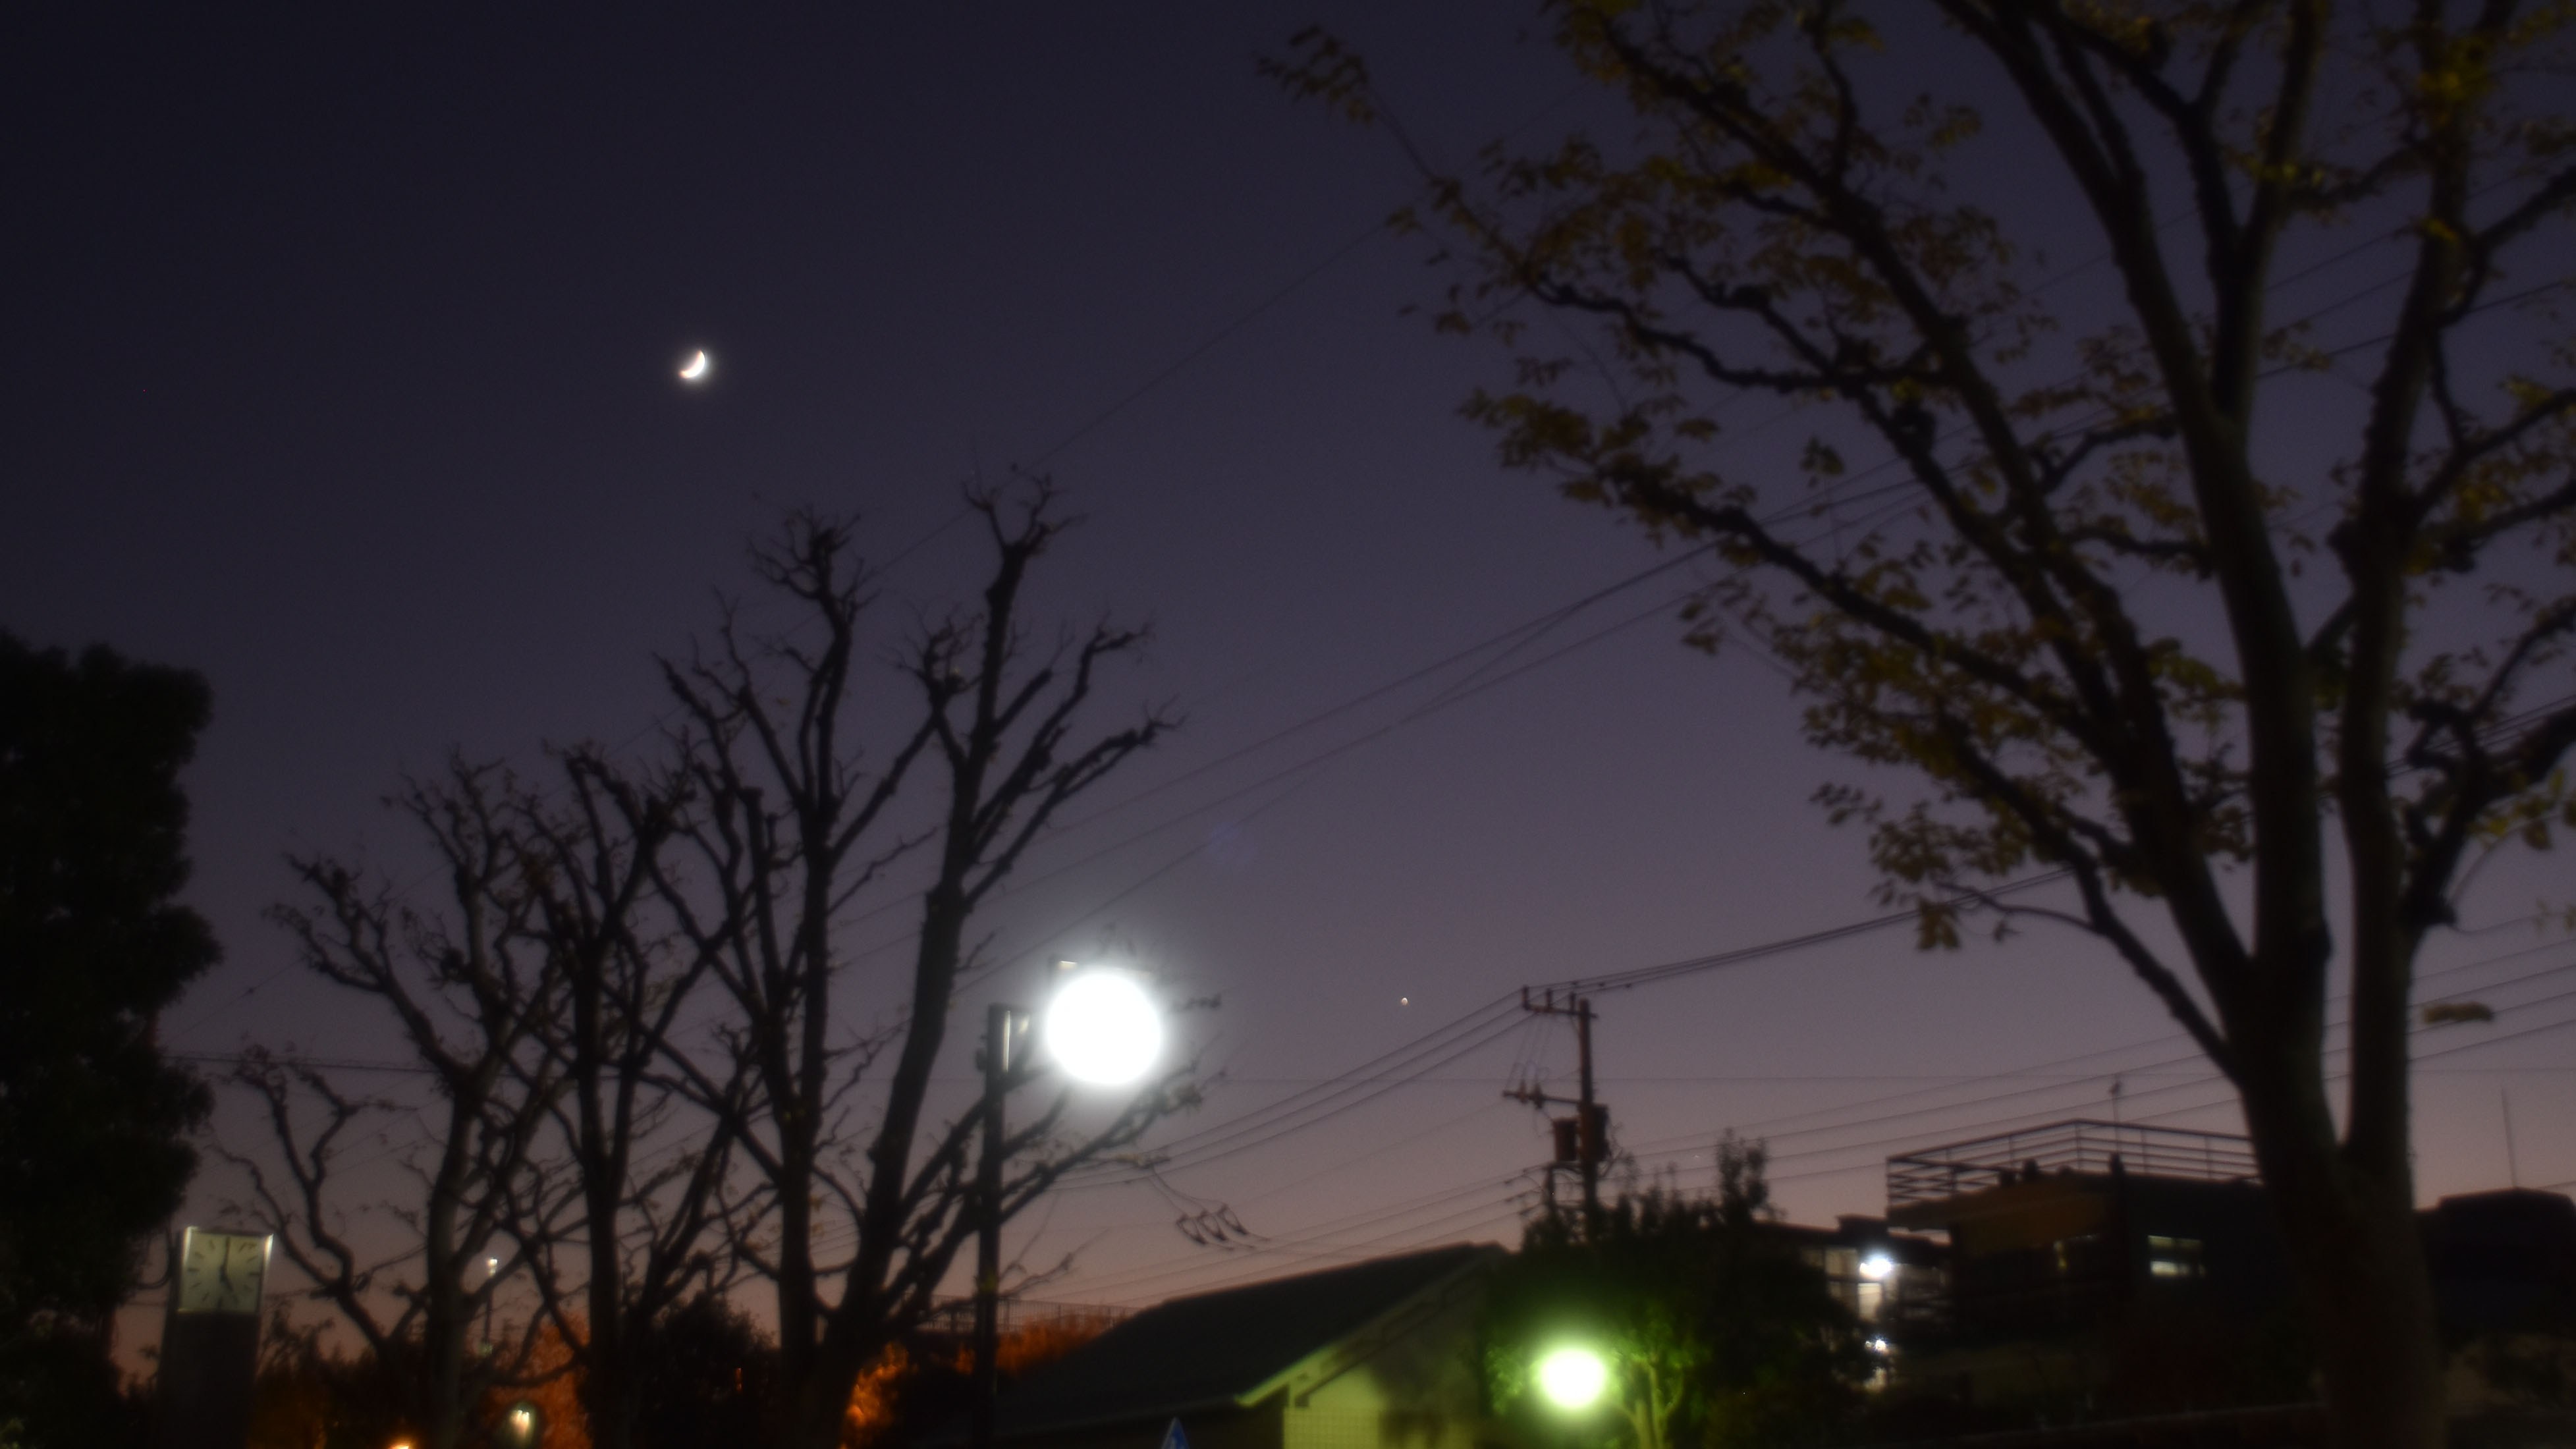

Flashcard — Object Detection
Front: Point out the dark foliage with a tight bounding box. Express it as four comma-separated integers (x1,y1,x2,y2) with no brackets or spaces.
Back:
0,1321,153,1449
627,1296,779,1449
0,634,218,1445
246,1312,416,1449
1481,1141,1867,1449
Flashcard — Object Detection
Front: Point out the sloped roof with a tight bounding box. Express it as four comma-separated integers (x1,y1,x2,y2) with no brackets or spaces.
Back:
973,1242,1504,1442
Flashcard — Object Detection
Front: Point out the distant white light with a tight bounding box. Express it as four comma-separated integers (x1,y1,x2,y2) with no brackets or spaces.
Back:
679,350,710,382
1043,970,1163,1087
1536,1346,1610,1410
1861,1252,1896,1281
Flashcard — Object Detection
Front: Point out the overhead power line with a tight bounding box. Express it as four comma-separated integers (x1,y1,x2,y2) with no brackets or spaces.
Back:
1056,934,2576,1302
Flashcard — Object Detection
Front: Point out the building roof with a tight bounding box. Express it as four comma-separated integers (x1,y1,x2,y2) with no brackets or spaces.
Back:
1886,1120,2259,1212
1763,1217,1948,1269
967,1242,1505,1443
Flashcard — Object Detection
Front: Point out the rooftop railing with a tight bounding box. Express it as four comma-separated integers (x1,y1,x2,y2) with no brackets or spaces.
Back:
1886,1118,2259,1209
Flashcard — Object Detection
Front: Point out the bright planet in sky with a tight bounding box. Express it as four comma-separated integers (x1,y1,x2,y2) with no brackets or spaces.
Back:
678,350,709,382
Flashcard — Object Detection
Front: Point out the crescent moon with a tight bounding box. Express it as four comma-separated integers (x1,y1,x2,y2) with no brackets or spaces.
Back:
679,350,709,381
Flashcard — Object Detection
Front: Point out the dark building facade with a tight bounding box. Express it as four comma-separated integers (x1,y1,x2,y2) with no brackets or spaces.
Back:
1877,1120,2299,1414
1884,1120,2288,1342
1867,1119,2576,1440
2425,1188,2576,1338
1768,1215,1948,1344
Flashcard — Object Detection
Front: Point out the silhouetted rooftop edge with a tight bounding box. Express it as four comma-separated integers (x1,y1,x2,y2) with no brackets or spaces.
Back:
928,1241,1505,1446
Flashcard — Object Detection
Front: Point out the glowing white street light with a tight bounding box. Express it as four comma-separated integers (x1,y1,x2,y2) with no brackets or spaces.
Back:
1535,1344,1611,1411
1043,969,1163,1086
974,962,1167,1449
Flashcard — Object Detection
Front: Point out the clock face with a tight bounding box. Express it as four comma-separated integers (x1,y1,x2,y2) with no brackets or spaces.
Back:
221,1234,269,1314
174,1228,271,1316
176,1228,224,1314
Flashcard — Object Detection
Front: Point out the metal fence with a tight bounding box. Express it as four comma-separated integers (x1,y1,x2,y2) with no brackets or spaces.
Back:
1886,1119,2259,1209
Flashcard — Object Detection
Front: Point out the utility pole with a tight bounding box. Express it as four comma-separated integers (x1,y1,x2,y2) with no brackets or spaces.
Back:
1574,995,1598,1228
972,1002,1015,1449
1505,988,1608,1238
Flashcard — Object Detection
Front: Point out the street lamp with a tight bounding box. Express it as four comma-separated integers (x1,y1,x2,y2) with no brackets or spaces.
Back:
1535,1344,1611,1411
1041,970,1163,1087
972,962,1165,1449
499,1400,544,1449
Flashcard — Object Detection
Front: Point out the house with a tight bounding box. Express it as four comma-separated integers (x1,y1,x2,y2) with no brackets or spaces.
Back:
941,1243,1508,1449
1875,1120,2296,1411
2425,1187,2576,1337
2423,1187,2576,1425
1869,1118,2576,1440
1766,1215,1948,1342
1882,1119,2287,1336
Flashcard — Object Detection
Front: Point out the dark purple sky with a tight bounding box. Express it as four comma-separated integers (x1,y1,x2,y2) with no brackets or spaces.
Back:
8,4,2569,1330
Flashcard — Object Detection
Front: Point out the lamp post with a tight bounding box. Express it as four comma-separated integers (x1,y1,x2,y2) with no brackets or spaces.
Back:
971,963,1164,1449
970,1000,1018,1449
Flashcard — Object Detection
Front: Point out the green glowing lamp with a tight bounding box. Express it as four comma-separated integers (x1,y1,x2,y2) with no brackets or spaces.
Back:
1535,1345,1610,1411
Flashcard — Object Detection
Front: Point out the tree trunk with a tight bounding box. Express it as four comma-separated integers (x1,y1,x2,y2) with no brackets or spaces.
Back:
424,1170,466,1449
2239,1068,2444,1449
785,1315,885,1449
584,1357,632,1449
775,1136,818,1403
2287,1177,2444,1449
583,1242,632,1449
2309,1201,2444,1449
425,1315,468,1449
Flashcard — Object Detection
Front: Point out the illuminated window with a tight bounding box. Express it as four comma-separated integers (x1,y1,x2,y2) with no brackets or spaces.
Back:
2145,1234,2205,1279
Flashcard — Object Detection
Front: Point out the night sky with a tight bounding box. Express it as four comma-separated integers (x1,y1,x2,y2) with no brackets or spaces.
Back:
8,4,2569,1342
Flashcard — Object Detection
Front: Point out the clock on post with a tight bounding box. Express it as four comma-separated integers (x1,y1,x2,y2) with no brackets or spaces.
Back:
162,1227,272,1449
176,1227,272,1316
